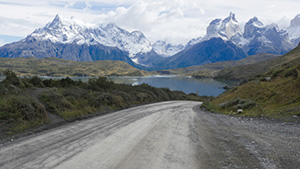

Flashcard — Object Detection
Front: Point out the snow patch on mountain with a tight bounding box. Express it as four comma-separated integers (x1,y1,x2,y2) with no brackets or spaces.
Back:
30,15,152,60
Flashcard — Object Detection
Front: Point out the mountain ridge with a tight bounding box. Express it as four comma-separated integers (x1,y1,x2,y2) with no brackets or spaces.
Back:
0,13,300,71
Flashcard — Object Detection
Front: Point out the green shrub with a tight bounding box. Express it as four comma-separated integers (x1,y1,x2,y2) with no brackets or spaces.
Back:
87,77,114,91
283,68,298,78
2,69,25,88
59,77,76,87
29,76,44,87
0,95,47,121
271,68,284,78
219,97,256,110
40,89,73,114
42,79,56,87
201,102,218,112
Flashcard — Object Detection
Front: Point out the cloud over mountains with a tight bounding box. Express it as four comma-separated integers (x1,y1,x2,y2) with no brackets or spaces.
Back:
0,0,300,45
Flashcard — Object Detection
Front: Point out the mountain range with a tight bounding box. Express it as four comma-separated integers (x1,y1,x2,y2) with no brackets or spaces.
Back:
200,13,294,55
0,13,300,70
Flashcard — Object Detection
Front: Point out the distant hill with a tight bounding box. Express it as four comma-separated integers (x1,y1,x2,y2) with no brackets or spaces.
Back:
215,54,280,80
214,43,300,81
165,53,278,77
0,57,150,77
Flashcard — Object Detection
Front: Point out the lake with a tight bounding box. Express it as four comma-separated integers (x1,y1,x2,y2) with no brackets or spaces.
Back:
0,75,237,96
109,76,237,96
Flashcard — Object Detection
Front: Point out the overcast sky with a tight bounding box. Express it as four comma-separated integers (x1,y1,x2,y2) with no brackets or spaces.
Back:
0,0,300,46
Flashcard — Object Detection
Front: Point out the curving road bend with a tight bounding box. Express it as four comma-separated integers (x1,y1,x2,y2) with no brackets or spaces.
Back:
0,101,300,169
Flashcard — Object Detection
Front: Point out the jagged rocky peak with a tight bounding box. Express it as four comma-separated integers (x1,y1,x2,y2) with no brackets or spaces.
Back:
290,14,300,27
223,12,238,23
47,14,64,28
246,17,264,27
206,19,222,37
204,12,242,41
244,17,264,38
222,12,242,39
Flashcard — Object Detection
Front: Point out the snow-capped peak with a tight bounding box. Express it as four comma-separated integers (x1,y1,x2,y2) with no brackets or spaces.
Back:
152,40,185,57
248,17,264,27
203,12,242,41
46,14,63,29
243,17,265,39
29,15,152,60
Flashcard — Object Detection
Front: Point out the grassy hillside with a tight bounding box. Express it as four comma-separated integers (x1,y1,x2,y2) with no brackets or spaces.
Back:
204,45,300,119
0,57,151,77
166,53,278,77
214,51,300,81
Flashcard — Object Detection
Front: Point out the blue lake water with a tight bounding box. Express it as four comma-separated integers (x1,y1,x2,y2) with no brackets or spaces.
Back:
109,76,237,96
0,75,237,96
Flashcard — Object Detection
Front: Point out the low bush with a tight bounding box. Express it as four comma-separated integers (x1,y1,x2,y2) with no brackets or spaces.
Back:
219,97,256,110
2,69,25,88
0,95,47,121
283,68,298,78
40,89,74,114
0,69,203,135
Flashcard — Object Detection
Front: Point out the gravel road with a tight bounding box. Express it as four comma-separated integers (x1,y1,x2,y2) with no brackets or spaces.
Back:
0,101,299,169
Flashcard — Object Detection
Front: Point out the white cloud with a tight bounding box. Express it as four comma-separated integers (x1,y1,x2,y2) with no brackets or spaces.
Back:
0,0,299,45
0,39,4,47
83,0,92,12
96,1,207,44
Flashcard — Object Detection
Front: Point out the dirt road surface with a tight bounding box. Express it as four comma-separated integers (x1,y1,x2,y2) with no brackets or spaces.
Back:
0,101,299,169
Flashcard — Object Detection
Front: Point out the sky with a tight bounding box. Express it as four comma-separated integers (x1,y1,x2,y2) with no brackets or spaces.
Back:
0,0,300,46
